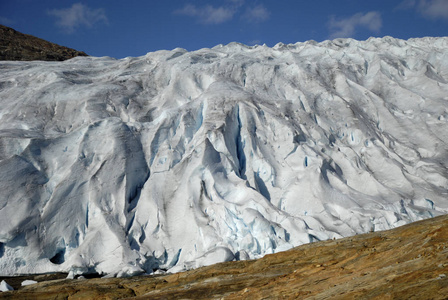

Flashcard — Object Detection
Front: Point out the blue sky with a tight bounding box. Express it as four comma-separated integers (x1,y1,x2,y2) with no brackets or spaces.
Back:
1,0,447,58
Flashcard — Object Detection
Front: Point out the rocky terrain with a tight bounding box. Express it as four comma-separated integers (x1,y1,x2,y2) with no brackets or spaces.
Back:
0,25,87,61
1,214,447,299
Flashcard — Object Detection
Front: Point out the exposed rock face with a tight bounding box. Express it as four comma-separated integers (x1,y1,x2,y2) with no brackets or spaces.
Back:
1,214,447,299
0,25,88,61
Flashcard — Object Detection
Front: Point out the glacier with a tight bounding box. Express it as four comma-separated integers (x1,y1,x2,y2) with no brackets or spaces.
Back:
0,36,447,277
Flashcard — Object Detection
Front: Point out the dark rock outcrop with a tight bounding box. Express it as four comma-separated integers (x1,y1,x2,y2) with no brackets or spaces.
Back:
0,25,88,61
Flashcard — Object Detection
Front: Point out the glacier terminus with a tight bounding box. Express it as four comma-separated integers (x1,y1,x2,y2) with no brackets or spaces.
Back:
0,37,447,277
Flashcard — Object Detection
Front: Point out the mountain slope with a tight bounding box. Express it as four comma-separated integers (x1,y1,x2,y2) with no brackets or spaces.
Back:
0,37,447,277
0,25,87,61
1,214,447,299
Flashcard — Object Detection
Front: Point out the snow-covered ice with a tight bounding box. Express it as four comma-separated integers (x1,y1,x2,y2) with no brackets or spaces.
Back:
21,280,37,286
0,280,13,292
0,37,447,277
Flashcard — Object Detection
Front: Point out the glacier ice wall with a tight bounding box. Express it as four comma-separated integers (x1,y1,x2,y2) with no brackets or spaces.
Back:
0,37,448,276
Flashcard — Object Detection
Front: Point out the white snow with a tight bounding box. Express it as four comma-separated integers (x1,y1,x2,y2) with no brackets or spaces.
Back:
0,37,447,277
21,280,37,286
0,280,13,292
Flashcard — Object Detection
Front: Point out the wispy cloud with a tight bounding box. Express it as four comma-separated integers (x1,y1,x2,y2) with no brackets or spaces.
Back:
398,0,448,20
396,0,418,10
0,16,15,26
47,3,107,33
243,4,270,23
248,39,262,45
227,0,245,7
328,11,382,39
174,4,236,25
174,1,270,25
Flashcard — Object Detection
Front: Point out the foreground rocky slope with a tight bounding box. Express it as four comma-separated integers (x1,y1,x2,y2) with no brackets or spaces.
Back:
1,214,447,299
0,37,448,276
0,25,87,61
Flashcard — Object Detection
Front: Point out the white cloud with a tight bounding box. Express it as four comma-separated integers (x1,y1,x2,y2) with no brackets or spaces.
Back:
399,0,448,20
174,4,235,25
243,4,270,23
47,3,107,33
328,11,382,39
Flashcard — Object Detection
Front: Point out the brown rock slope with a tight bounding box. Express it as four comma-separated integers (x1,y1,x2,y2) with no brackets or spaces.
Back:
1,214,448,299
0,24,87,61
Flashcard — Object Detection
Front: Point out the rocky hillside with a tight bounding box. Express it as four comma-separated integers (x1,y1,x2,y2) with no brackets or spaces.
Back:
0,25,87,61
1,214,447,299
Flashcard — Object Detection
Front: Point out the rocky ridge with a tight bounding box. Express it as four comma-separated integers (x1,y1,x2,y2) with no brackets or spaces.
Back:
0,25,87,61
